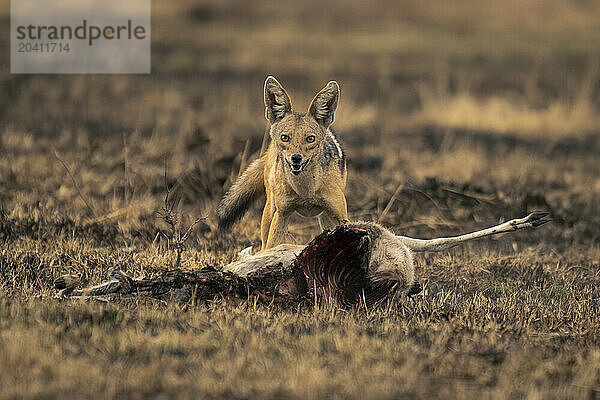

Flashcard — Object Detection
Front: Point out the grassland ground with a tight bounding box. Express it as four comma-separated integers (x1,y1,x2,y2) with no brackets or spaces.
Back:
1,0,599,398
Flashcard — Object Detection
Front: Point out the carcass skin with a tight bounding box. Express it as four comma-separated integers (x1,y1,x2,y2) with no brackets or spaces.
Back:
224,243,304,277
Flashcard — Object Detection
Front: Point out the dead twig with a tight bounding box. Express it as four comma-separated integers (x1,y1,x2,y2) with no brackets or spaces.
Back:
53,148,96,217
158,157,206,268
260,123,270,156
378,182,404,222
439,186,496,203
238,139,250,177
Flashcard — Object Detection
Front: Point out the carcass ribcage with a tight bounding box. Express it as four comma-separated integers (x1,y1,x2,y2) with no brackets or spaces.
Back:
298,224,401,308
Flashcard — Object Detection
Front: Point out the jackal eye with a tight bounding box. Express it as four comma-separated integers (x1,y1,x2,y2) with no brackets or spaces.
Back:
280,134,290,142
306,135,316,143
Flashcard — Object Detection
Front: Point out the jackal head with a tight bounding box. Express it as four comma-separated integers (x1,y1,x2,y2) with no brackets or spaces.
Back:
264,76,340,176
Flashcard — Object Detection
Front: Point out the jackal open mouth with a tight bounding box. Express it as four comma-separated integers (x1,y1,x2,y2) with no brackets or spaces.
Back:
286,158,310,175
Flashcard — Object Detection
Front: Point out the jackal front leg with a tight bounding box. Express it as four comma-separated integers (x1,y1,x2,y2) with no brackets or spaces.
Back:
320,188,348,228
264,209,292,249
260,194,275,250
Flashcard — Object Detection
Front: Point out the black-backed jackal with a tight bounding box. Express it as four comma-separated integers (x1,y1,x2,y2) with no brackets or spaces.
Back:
217,76,348,249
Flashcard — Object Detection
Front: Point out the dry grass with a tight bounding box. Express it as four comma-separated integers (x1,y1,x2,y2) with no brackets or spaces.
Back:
1,0,600,398
411,67,600,138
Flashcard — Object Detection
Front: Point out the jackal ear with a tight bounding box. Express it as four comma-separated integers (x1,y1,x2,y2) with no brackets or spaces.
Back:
308,81,339,128
264,76,292,124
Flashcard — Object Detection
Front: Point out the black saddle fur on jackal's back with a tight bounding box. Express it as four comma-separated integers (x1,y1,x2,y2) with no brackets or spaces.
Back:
296,223,402,308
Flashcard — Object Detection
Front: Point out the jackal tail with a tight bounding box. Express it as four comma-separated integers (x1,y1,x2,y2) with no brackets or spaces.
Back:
217,157,265,230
